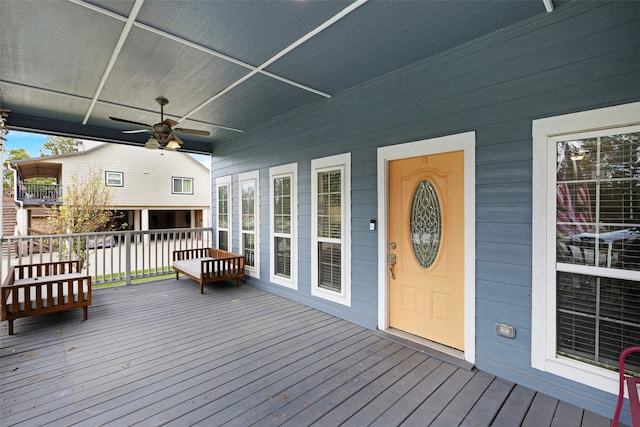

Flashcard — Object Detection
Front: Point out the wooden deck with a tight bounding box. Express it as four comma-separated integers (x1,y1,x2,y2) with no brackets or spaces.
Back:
0,278,620,426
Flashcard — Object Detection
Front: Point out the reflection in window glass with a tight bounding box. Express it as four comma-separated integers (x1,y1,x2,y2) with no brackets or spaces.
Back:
274,176,291,278
555,131,640,371
318,170,341,239
317,169,342,292
106,171,123,187
241,179,256,268
217,182,229,251
275,236,291,277
274,177,291,234
319,242,341,292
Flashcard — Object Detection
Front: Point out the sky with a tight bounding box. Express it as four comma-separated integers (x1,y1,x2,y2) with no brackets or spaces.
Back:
3,130,48,157
2,130,210,167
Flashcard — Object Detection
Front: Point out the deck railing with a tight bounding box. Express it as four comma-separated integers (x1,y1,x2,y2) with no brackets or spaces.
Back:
0,227,213,285
2,188,13,202
16,183,63,205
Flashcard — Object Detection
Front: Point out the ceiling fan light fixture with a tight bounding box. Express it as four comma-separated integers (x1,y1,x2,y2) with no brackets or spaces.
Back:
165,139,180,150
145,136,160,149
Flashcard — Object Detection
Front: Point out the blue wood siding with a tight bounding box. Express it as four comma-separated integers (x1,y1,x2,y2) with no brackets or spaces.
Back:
211,1,640,418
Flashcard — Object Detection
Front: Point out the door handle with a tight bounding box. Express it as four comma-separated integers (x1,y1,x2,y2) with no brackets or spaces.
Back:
389,253,396,280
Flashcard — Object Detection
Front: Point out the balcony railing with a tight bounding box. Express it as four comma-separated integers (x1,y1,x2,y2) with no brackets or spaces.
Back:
2,188,13,202
16,183,63,205
0,227,213,285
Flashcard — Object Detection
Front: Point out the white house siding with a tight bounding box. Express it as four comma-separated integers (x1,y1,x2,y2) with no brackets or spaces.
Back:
38,144,210,209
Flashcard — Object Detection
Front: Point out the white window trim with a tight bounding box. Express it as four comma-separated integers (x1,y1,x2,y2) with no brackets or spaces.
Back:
105,171,123,187
172,176,194,194
532,101,640,395
269,163,298,289
238,171,260,279
311,153,351,306
216,175,232,252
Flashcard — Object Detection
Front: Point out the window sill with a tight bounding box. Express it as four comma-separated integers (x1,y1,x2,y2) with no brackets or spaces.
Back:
534,353,618,395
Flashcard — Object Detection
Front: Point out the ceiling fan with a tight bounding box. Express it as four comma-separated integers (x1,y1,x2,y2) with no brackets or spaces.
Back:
109,97,210,150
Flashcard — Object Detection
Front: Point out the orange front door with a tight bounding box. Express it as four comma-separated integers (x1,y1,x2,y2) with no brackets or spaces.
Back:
388,150,465,350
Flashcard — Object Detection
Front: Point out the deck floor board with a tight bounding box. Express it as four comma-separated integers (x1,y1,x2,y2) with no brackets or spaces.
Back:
460,377,515,426
0,278,626,426
429,370,495,427
491,384,536,426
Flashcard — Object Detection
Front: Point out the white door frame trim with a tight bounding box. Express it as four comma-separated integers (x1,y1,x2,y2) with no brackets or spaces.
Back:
377,131,476,363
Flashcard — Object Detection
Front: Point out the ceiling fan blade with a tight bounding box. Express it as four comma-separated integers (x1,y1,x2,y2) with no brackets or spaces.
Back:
174,127,210,136
162,118,180,128
172,134,184,145
109,116,152,128
122,129,150,134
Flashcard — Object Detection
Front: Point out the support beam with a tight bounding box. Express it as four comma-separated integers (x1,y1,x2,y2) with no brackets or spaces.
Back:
82,0,145,125
179,0,368,123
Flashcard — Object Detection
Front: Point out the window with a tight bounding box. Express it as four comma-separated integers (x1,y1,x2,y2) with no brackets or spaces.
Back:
269,163,297,289
216,176,231,251
532,101,640,393
239,171,260,278
105,171,123,187
311,153,351,306
172,177,193,194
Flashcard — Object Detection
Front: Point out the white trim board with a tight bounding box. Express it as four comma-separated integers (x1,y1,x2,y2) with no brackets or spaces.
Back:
531,101,640,395
377,131,476,364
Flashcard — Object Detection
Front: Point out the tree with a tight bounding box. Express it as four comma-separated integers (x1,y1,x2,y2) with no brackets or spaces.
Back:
46,167,119,267
3,148,30,189
40,136,76,156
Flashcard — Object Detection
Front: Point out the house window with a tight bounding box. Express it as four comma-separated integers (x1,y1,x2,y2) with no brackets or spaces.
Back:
532,101,640,393
311,153,351,306
216,176,231,251
105,171,123,187
239,171,259,278
172,177,193,194
269,163,297,289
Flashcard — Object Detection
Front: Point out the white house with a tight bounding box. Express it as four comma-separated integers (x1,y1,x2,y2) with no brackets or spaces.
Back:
10,141,210,235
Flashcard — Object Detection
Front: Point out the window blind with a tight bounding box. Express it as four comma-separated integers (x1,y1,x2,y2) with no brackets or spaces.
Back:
556,132,640,372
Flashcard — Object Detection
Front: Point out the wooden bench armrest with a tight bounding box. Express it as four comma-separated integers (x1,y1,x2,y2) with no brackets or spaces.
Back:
1,272,92,335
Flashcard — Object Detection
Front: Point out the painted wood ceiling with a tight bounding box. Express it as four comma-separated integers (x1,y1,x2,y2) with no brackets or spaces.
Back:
0,0,554,154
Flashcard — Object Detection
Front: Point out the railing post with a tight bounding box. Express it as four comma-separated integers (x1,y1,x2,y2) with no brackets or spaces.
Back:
0,238,4,282
125,231,132,285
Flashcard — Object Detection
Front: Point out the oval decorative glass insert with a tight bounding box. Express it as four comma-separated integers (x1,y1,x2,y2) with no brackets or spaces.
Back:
410,180,442,268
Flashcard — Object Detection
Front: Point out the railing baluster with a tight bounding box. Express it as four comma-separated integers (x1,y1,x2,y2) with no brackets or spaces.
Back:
125,231,132,285
1,228,212,285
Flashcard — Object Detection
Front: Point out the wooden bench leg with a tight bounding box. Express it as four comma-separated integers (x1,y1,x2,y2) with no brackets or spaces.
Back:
200,283,204,294
236,278,240,287
8,319,14,335
83,306,88,321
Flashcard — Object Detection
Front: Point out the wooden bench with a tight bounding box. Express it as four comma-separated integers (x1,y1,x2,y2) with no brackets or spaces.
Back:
172,248,245,294
1,261,92,335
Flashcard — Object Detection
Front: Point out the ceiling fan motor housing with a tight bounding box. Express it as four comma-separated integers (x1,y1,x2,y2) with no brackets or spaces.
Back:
153,123,173,143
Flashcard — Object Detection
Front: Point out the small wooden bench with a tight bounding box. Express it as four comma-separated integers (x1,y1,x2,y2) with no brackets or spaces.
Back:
173,248,245,294
1,261,92,335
